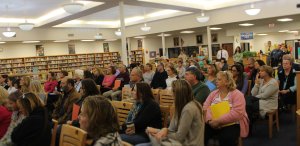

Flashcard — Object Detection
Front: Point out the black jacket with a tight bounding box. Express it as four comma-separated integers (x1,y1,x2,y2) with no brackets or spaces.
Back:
150,71,168,89
11,107,51,146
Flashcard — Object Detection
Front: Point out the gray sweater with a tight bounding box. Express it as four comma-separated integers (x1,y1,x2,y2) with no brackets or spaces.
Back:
167,101,204,146
251,78,279,117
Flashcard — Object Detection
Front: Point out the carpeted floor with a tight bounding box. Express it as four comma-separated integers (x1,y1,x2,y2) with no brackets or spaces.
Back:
243,111,296,146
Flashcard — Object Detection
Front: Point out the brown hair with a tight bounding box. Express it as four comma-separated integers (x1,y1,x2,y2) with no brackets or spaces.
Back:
17,92,44,115
166,65,178,75
21,76,31,93
259,65,273,77
146,63,153,70
0,86,9,105
82,95,119,139
135,82,154,102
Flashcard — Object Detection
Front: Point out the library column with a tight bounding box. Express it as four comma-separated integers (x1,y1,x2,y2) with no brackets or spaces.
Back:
119,1,127,65
161,33,166,57
207,26,212,61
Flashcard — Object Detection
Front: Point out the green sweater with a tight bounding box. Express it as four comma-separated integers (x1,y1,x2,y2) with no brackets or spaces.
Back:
192,82,210,104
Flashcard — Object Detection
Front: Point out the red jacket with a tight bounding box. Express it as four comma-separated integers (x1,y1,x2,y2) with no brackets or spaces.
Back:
0,106,12,138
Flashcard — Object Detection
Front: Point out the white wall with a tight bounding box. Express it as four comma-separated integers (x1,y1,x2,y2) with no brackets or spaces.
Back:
0,40,121,59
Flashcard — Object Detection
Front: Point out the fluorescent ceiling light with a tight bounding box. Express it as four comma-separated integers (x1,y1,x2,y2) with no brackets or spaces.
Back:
2,28,16,38
277,18,293,22
23,41,40,43
245,4,261,16
239,23,254,26
81,40,95,42
256,33,268,36
37,9,65,22
157,34,172,37
147,10,179,17
125,16,144,23
134,36,146,39
210,27,222,30
278,30,289,32
53,40,70,42
63,2,84,14
19,22,34,31
287,31,299,33
180,30,195,34
0,42,6,44
141,23,151,32
104,39,117,42
86,21,115,25
196,12,210,23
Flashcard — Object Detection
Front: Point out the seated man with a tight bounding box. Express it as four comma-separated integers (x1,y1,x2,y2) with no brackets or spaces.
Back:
103,64,130,100
150,63,168,89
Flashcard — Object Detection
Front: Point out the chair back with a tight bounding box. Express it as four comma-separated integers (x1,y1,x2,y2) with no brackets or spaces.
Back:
51,119,58,146
247,80,252,96
160,105,170,127
152,89,160,103
59,124,87,146
122,86,132,100
112,101,133,125
159,89,174,106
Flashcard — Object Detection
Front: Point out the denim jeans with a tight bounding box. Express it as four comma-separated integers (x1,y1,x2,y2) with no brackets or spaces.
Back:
120,134,149,145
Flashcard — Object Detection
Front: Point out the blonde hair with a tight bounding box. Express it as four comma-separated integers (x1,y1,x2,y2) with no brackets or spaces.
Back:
259,65,273,77
29,80,45,94
217,71,236,91
94,67,104,76
74,69,84,79
21,76,31,93
0,86,9,105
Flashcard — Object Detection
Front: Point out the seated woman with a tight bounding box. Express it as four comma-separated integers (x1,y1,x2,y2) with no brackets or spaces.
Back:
204,71,249,146
247,65,278,131
0,91,25,145
165,66,178,90
92,67,105,85
231,64,248,95
218,58,228,71
100,66,117,93
20,76,31,93
0,87,11,139
11,92,51,146
79,95,122,145
205,64,218,91
44,72,58,93
7,77,18,94
145,80,204,146
29,80,47,104
250,60,265,88
120,82,162,145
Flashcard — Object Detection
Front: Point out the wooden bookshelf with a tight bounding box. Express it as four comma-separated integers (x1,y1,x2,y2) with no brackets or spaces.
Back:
0,52,121,74
130,50,144,64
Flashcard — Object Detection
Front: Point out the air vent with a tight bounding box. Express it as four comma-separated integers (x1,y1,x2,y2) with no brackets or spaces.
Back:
68,34,74,37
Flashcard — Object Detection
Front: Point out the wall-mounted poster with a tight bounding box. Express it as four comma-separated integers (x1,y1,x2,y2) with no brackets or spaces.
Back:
211,33,218,43
68,44,75,54
240,32,254,40
196,35,203,44
36,45,44,56
138,39,143,49
149,51,156,58
103,43,109,52
173,37,179,46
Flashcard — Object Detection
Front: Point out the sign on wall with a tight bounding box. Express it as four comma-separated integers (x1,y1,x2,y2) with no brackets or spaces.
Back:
240,32,254,40
36,45,44,56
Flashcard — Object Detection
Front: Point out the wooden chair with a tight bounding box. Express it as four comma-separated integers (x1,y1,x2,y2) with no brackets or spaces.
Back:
111,101,133,126
160,105,170,127
159,89,174,107
59,124,87,146
122,141,133,146
51,119,58,146
266,109,280,139
121,87,132,100
247,80,252,96
152,89,160,103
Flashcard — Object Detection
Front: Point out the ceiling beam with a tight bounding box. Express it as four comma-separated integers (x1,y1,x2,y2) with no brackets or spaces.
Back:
39,2,118,28
124,0,201,13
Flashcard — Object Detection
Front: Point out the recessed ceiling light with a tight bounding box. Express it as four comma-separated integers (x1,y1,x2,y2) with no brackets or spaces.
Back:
104,39,117,42
53,40,69,43
134,36,146,39
0,42,6,44
180,31,195,34
277,18,293,22
81,40,95,42
256,33,268,36
22,41,40,43
210,27,222,30
157,34,172,37
278,30,289,32
239,23,254,26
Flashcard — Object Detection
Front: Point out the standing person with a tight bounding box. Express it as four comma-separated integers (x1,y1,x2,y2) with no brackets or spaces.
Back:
79,96,122,145
0,75,9,90
218,58,228,71
44,72,58,93
20,76,31,93
270,44,283,67
7,77,18,94
143,63,155,84
204,71,249,146
92,67,105,85
120,83,162,145
0,87,11,139
244,57,256,78
0,91,25,146
11,92,51,146
185,67,210,105
165,66,178,90
178,51,188,63
231,64,248,95
146,80,204,146
277,58,297,110
205,64,218,91
29,80,47,104
216,47,229,61
233,46,243,63
176,60,186,79
151,63,168,89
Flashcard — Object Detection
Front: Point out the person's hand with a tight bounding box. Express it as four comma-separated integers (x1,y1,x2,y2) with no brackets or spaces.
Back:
112,87,118,91
146,127,160,136
154,128,168,141
255,74,260,85
209,120,221,129
279,90,289,94
125,127,135,135
66,120,72,125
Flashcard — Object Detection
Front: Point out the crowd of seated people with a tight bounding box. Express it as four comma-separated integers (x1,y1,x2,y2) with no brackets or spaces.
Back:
0,45,298,146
